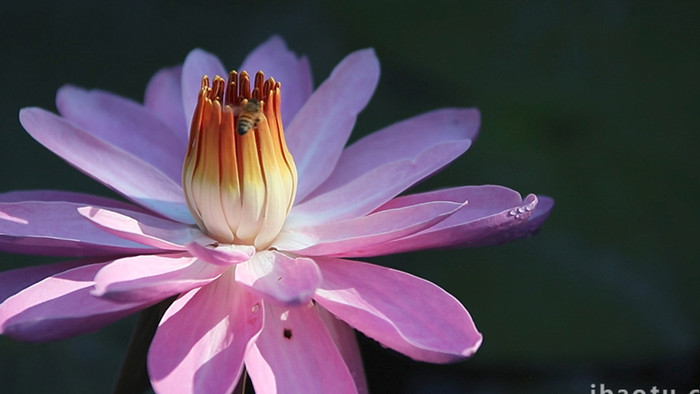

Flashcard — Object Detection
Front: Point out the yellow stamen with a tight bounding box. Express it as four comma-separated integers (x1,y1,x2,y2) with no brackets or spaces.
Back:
183,71,297,249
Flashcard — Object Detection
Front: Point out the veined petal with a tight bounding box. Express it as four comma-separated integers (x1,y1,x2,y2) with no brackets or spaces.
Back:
308,108,480,200
0,261,151,342
182,49,227,129
149,272,263,394
235,251,321,306
287,139,470,225
144,65,188,139
56,85,186,183
239,35,313,126
354,188,546,256
78,206,198,250
92,253,224,303
19,108,193,224
0,199,156,257
315,305,368,394
245,302,358,394
287,49,380,201
275,200,466,257
314,257,482,363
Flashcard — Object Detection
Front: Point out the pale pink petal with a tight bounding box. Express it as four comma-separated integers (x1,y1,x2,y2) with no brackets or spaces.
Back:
308,108,480,200
287,139,470,225
245,302,357,394
181,48,227,129
144,65,188,137
19,107,193,224
235,251,321,306
276,200,465,257
239,35,313,126
314,257,482,363
287,49,380,201
0,262,151,342
186,241,255,267
149,273,263,394
315,304,368,394
92,253,224,303
78,206,197,250
0,199,156,256
56,85,186,182
348,186,548,256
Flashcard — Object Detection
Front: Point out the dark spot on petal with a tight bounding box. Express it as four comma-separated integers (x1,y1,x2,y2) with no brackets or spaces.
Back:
283,328,292,339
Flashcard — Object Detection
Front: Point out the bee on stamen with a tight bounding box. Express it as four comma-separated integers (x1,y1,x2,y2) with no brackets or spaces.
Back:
236,98,262,135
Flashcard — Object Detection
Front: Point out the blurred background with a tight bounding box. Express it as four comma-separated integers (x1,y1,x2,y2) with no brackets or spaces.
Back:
1,1,698,393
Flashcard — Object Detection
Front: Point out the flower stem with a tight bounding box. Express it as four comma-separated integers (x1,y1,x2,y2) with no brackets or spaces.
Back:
112,297,176,394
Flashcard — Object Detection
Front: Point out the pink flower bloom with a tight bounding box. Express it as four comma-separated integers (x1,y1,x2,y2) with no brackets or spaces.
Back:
0,36,553,393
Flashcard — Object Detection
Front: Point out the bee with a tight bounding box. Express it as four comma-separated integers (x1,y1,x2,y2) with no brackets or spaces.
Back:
236,98,262,135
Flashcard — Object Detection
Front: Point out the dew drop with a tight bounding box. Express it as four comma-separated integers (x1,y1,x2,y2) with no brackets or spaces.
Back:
251,303,260,313
508,209,517,216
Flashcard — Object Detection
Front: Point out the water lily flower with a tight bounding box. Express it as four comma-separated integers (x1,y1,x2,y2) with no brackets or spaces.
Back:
0,36,553,393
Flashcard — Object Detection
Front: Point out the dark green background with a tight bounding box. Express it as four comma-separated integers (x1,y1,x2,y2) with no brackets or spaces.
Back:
1,1,698,392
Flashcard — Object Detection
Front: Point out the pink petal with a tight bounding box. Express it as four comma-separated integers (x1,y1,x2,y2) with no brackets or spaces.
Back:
0,261,150,342
315,304,368,394
287,49,380,201
314,257,482,363
149,273,263,394
0,259,87,304
276,200,466,257
239,35,313,126
19,108,193,224
78,206,197,250
288,139,470,225
56,85,186,183
181,48,227,129
245,302,357,394
0,199,156,256
186,241,255,267
92,253,224,303
350,186,548,256
0,190,149,213
235,251,321,306
309,108,480,200
144,65,188,138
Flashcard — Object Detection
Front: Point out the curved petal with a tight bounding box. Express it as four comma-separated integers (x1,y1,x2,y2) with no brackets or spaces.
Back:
19,107,193,224
149,273,262,394
235,251,321,306
78,206,197,250
287,49,380,201
239,35,313,126
186,241,255,267
314,257,482,363
309,108,480,199
144,65,188,138
56,85,186,182
0,199,157,257
0,261,151,342
245,302,358,394
276,200,465,257
287,139,470,225
182,48,227,129
92,253,224,303
348,186,547,256
315,304,368,394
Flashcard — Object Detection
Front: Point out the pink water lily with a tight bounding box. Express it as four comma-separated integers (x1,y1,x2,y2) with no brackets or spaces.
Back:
0,36,553,394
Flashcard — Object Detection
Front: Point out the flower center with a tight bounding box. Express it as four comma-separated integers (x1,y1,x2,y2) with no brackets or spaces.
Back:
183,71,297,250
